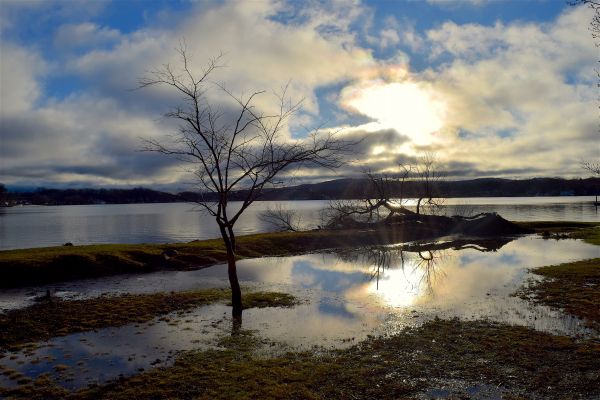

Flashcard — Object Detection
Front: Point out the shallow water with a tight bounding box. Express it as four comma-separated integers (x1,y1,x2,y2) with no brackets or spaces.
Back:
0,236,598,390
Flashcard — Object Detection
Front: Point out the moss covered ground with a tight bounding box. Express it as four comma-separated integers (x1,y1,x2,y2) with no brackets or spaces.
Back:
2,319,598,400
518,258,600,331
0,290,297,352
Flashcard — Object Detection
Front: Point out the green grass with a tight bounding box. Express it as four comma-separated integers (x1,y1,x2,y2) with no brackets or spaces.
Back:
3,319,598,399
0,290,298,352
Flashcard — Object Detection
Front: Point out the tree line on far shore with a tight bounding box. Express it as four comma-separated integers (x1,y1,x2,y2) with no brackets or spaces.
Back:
1,177,599,207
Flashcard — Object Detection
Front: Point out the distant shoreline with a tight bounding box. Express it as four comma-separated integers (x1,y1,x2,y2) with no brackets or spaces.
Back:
2,176,599,206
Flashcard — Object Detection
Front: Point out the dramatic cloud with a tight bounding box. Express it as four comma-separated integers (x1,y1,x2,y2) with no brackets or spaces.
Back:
0,0,376,188
418,5,597,177
0,43,46,115
0,1,597,187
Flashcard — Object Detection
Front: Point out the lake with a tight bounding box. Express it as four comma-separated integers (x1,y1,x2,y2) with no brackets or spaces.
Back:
0,196,598,250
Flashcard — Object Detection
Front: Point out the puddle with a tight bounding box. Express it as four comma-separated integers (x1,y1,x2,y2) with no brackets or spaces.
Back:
1,235,598,390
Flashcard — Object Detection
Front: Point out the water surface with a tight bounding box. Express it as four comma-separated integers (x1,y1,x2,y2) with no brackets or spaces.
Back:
0,197,598,250
1,236,597,389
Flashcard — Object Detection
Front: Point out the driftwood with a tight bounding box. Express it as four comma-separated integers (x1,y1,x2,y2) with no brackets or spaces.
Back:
326,212,531,238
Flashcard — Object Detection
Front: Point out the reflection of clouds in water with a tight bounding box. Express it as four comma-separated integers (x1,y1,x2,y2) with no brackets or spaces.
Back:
318,297,357,319
2,304,232,389
2,236,599,389
291,260,369,293
458,237,598,270
241,302,379,349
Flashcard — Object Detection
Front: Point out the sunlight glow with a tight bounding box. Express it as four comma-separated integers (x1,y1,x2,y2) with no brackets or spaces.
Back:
343,81,447,146
366,264,428,308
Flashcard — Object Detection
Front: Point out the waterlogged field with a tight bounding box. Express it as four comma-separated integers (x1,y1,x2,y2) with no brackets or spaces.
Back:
0,234,598,396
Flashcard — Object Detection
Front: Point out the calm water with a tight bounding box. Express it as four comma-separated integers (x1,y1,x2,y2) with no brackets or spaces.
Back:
0,197,598,250
1,236,598,389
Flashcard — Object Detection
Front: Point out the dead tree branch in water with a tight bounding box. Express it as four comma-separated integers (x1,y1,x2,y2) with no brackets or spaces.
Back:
324,154,444,228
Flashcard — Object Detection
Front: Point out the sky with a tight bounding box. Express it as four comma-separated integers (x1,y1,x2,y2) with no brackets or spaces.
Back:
0,0,598,190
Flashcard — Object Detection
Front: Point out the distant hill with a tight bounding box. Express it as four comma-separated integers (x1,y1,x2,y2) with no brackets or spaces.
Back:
6,187,179,206
236,177,600,200
3,178,599,206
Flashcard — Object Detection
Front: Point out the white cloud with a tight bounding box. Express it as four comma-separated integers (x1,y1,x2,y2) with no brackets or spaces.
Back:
54,23,121,50
1,1,597,186
412,5,598,177
0,42,46,115
0,0,377,186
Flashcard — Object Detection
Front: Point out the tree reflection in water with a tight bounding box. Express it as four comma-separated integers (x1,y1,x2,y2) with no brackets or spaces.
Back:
336,236,514,297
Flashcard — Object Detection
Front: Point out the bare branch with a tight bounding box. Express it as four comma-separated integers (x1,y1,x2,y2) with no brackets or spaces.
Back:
139,46,354,242
259,205,302,232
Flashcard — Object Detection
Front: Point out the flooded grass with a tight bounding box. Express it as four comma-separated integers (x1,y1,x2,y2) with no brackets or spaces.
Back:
515,225,600,331
517,221,600,245
0,218,543,288
1,222,599,398
519,258,600,331
234,292,299,310
3,319,597,399
0,290,297,352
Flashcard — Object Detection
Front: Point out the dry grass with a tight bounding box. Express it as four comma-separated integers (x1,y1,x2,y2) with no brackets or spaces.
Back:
0,290,298,352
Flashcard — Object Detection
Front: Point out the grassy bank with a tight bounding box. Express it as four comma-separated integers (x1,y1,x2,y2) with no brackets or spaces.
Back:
1,222,599,399
0,223,521,288
0,290,298,352
3,319,598,399
1,220,597,289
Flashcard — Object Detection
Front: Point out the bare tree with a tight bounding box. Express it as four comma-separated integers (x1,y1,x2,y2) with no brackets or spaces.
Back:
581,161,600,175
140,46,353,318
573,1,600,38
581,160,600,204
573,1,600,123
413,153,444,215
260,205,302,232
324,167,414,228
324,154,444,227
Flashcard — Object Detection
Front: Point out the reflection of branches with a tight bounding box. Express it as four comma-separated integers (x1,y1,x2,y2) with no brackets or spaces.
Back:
412,251,443,296
336,236,515,297
335,246,443,294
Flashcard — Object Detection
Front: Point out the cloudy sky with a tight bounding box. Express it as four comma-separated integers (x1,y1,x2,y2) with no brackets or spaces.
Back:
0,0,597,190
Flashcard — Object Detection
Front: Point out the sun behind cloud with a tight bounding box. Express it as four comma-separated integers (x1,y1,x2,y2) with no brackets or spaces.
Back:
341,80,447,147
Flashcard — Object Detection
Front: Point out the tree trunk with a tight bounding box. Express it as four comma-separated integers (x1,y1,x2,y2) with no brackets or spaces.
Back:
219,225,243,319
416,198,422,215
226,246,243,318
